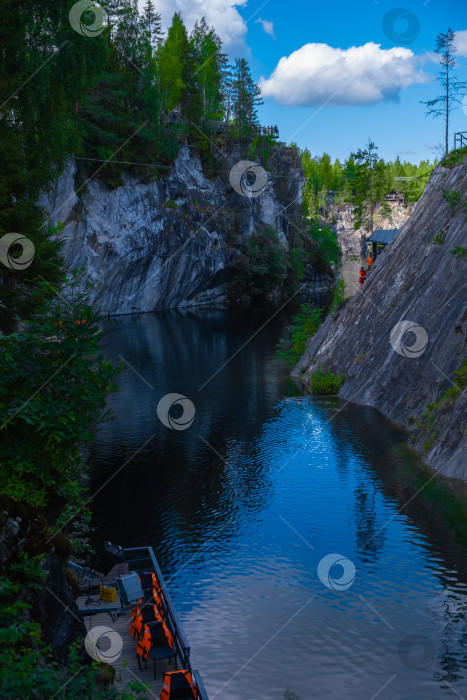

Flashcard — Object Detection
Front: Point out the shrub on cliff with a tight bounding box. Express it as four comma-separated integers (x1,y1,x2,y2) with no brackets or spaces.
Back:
305,222,341,270
0,278,117,509
277,304,323,368
229,227,288,302
308,366,345,395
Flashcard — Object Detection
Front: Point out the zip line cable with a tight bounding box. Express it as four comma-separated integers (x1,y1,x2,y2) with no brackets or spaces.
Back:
75,157,435,184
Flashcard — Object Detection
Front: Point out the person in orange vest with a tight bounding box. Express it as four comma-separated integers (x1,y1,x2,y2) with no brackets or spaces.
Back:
359,267,367,285
367,253,373,268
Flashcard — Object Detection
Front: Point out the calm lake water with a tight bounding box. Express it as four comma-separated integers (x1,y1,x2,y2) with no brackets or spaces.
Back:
89,306,467,700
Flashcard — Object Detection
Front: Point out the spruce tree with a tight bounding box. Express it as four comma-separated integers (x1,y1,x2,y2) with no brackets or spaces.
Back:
0,0,103,318
232,58,263,133
142,0,163,46
190,19,224,121
159,13,188,112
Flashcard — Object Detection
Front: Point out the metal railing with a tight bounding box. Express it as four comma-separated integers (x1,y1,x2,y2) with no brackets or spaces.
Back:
123,546,209,700
454,132,467,150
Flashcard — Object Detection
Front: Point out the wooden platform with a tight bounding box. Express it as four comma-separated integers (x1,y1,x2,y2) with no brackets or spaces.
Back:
78,593,179,697
72,562,130,592
75,546,209,699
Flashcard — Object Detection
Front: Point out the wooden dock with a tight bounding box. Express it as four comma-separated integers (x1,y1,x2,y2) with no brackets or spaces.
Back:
75,546,208,699
78,593,170,695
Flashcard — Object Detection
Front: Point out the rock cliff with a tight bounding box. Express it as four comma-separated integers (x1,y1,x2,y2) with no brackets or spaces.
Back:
323,199,415,259
292,156,467,481
42,141,331,315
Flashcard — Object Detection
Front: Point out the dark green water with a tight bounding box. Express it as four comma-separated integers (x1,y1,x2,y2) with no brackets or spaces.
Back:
89,306,467,699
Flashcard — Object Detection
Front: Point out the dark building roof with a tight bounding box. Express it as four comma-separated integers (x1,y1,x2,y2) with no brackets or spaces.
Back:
368,228,399,244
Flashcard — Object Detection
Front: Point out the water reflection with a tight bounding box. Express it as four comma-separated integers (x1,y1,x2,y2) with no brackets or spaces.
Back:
89,307,467,699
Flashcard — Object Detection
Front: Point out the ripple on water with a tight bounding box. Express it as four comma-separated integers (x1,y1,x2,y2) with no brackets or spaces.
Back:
89,311,467,699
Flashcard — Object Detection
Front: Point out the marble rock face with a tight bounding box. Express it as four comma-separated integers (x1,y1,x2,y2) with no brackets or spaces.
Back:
41,142,321,315
293,160,467,481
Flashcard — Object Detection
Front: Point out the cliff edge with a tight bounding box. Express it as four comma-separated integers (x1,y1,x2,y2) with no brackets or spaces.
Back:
41,141,331,315
292,155,467,481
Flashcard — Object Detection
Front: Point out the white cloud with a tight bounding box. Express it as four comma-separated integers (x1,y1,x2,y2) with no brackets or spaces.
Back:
259,42,429,107
455,30,467,58
138,0,249,52
397,148,414,154
255,18,276,40
425,143,444,152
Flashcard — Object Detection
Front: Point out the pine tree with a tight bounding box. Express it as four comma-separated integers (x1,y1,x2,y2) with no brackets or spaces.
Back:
190,19,224,121
159,13,188,112
232,58,263,133
350,141,380,232
421,28,467,155
142,0,163,46
0,0,103,318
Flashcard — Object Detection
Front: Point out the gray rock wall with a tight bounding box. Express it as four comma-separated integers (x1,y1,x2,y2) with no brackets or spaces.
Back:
41,141,325,315
292,159,467,481
323,199,415,259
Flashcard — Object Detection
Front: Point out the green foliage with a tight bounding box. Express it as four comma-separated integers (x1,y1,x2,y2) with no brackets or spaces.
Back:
248,133,277,164
0,278,118,508
442,189,462,209
10,553,48,592
301,147,433,220
450,246,467,260
350,142,392,231
444,360,467,401
0,272,134,697
0,640,150,699
441,147,467,168
229,227,287,301
309,366,345,394
190,19,225,122
416,359,467,450
0,0,103,318
0,221,66,321
276,304,323,368
328,277,349,317
432,228,447,244
306,222,341,268
231,58,263,133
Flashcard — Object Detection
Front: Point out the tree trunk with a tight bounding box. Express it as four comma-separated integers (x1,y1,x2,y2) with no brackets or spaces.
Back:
445,56,449,155
446,78,449,156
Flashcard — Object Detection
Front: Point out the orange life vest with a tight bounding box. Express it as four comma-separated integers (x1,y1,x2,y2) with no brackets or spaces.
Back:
160,670,195,700
367,257,372,266
129,611,143,639
162,620,174,649
136,625,151,661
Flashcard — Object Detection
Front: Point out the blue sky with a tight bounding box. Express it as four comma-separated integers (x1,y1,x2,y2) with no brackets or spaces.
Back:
149,0,467,163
